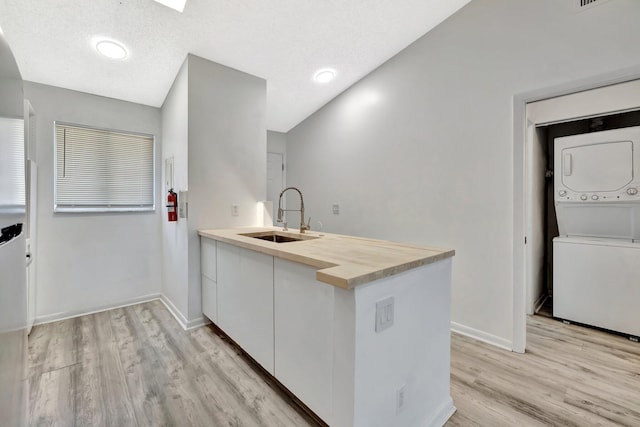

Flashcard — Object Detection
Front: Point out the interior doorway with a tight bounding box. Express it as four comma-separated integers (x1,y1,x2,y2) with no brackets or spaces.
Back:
527,111,640,318
513,74,640,353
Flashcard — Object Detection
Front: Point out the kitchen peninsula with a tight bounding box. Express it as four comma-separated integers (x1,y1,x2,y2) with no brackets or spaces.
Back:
198,227,455,427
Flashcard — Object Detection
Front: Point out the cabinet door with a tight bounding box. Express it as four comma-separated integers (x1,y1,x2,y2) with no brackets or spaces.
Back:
201,275,216,322
200,237,217,281
274,258,334,423
217,242,274,374
201,238,217,322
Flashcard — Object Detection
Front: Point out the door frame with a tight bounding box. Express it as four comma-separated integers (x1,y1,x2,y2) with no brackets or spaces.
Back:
512,66,640,353
267,151,285,225
24,99,37,334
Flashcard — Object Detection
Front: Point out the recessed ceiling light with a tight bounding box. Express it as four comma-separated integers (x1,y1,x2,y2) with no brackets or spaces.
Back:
314,69,336,84
95,40,128,60
152,0,187,12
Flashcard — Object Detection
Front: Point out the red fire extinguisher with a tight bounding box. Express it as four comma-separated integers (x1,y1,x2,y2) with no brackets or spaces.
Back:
167,189,177,222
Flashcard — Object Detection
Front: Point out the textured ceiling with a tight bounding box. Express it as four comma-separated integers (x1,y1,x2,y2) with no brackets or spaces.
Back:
0,0,471,132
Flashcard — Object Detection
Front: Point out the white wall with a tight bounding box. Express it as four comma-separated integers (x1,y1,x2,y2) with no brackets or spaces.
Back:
0,33,22,118
267,130,287,222
24,82,163,322
285,0,640,348
160,59,190,323
186,54,266,321
160,55,267,325
267,130,287,155
351,259,453,427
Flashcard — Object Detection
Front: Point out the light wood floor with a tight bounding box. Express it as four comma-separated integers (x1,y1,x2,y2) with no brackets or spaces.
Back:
28,300,315,427
29,301,640,426
446,315,640,426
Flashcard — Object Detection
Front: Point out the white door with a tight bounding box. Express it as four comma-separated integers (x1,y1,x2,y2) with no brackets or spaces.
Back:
25,101,37,334
267,152,284,225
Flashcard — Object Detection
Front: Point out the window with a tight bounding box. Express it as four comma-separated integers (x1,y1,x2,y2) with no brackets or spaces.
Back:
0,117,25,214
54,122,154,212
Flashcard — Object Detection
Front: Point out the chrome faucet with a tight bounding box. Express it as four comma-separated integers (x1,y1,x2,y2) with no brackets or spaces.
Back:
277,187,310,233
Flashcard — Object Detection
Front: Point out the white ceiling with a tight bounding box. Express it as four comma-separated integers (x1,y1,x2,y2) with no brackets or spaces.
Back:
0,0,471,132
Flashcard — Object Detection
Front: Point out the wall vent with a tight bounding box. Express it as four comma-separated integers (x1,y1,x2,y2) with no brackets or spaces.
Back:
575,0,612,12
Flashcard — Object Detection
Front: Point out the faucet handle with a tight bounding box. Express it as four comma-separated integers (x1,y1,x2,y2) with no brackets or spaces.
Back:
304,217,311,230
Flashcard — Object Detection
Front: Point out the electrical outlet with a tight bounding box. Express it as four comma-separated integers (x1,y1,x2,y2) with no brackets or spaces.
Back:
375,296,394,332
231,204,239,216
396,384,406,414
332,203,340,215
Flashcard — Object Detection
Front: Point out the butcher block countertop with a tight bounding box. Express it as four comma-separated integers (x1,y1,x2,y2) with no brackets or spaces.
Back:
198,227,454,289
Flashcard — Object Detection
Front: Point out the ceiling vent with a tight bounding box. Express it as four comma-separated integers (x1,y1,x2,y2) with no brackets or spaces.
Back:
575,0,612,12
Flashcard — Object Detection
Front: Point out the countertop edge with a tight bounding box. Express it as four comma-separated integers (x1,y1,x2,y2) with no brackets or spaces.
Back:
199,228,455,288
198,230,337,270
316,249,455,289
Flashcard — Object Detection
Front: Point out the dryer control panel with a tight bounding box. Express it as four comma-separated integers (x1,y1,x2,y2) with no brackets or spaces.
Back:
556,186,640,202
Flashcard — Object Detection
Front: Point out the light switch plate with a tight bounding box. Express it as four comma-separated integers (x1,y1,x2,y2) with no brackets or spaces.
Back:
375,296,394,332
332,203,340,215
178,191,188,218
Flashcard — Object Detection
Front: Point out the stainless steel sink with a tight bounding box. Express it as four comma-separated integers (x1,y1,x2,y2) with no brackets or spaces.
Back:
240,231,319,243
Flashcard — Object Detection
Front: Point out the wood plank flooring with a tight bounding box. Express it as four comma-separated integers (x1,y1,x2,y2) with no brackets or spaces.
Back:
446,315,640,427
28,300,315,427
29,300,640,426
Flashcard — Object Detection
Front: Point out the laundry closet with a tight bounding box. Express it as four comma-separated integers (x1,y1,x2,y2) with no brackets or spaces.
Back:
530,100,640,339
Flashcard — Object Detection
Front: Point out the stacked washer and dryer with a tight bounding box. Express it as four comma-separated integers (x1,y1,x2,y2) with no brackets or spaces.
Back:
553,125,640,338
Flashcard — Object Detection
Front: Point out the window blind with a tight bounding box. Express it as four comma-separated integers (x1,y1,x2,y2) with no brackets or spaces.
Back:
54,123,154,212
0,117,25,214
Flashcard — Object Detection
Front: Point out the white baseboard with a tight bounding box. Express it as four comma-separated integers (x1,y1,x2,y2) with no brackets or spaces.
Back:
34,293,162,326
424,398,456,427
451,321,513,351
158,295,210,331
34,292,210,332
159,295,189,329
186,316,211,330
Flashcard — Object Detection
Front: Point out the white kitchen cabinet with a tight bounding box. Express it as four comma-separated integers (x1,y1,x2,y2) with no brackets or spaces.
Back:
201,238,217,322
199,228,454,427
217,242,274,374
274,258,334,423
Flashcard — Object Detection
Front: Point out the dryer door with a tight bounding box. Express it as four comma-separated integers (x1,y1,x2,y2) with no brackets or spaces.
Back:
561,140,632,193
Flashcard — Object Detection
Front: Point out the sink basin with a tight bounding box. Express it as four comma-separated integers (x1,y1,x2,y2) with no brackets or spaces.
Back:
240,231,319,243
